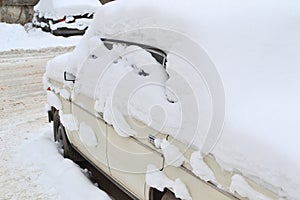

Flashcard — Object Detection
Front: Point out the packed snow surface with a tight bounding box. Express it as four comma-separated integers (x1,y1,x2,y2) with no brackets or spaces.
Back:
0,49,109,199
0,23,80,51
44,0,300,199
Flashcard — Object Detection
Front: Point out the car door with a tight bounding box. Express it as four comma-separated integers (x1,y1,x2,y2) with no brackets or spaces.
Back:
70,41,115,176
98,40,166,199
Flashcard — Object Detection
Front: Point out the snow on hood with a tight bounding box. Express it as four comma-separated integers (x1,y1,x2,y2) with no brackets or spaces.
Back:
34,0,101,19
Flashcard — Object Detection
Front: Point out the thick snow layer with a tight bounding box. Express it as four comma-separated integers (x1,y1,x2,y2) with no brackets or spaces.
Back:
18,128,110,200
0,23,80,51
34,0,101,19
230,174,271,200
50,18,91,31
59,89,71,100
189,151,216,183
44,0,300,199
160,139,186,167
173,179,192,200
43,52,74,100
45,53,71,83
146,164,173,192
85,1,300,199
47,91,62,110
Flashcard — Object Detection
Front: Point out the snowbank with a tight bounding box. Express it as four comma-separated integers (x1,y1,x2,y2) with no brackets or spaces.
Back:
0,23,80,51
18,128,110,200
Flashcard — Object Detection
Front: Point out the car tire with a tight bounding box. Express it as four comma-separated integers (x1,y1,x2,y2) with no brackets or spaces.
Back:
58,122,83,161
161,190,180,200
53,110,83,161
150,188,179,200
53,110,60,142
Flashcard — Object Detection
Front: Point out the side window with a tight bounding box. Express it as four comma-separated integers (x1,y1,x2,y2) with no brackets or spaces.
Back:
73,42,114,98
146,48,167,68
94,40,170,137
101,38,167,68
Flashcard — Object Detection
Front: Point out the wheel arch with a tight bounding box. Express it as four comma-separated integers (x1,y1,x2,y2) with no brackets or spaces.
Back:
149,187,179,200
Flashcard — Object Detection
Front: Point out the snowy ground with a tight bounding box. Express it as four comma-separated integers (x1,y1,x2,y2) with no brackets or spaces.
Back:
0,23,81,51
0,46,109,199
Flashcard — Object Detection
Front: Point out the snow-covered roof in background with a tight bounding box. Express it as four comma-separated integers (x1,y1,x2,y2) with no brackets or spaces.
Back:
34,0,101,19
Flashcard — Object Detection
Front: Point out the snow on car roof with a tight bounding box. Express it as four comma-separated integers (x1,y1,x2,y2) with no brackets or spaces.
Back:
86,1,300,199
45,0,300,199
34,0,101,19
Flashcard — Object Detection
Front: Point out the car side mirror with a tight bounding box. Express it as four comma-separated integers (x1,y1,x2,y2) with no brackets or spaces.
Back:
64,71,76,82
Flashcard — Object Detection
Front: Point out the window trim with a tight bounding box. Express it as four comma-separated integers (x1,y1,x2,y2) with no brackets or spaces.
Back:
100,38,167,67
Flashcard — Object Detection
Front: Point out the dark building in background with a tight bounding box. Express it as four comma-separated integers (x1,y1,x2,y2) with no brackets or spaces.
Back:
0,0,113,24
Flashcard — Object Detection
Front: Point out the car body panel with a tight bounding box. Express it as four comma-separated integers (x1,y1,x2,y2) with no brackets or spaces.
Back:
107,119,165,199
44,36,281,199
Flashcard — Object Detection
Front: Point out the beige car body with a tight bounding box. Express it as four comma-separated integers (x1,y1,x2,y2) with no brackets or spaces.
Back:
46,39,280,200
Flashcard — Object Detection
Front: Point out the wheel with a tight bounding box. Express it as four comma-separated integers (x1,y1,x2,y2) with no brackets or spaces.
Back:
161,190,180,200
57,123,72,158
53,110,83,161
58,123,83,160
53,110,60,142
149,188,180,200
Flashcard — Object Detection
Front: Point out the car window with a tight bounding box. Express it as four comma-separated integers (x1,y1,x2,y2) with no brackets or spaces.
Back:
101,38,167,68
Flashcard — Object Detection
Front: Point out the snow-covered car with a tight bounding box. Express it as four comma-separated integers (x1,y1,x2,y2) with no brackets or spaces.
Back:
43,0,300,200
32,0,101,36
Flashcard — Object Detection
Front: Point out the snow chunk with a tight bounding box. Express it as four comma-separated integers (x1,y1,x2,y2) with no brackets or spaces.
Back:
79,122,98,147
173,178,192,200
47,91,62,110
146,164,191,199
45,52,71,83
60,114,78,131
230,174,271,200
190,151,216,183
59,89,70,100
161,139,185,167
146,164,173,191
103,99,137,137
45,103,51,111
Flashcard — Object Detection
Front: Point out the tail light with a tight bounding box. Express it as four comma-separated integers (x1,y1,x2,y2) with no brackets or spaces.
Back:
57,18,65,23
